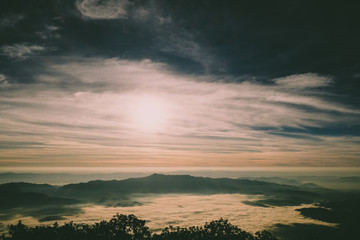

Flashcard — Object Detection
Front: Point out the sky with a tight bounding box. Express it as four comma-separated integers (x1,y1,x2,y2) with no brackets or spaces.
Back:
0,0,360,169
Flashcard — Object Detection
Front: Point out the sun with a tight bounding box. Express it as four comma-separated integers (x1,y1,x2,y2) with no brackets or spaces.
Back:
133,97,168,131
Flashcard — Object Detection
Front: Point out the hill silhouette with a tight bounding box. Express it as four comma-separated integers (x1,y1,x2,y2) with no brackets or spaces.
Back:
0,174,332,208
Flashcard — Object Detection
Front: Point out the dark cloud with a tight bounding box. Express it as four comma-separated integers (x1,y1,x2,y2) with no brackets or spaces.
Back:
254,125,360,138
1,0,358,77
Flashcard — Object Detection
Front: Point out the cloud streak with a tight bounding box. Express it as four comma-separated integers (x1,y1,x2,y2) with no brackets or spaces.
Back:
274,73,333,89
76,0,129,19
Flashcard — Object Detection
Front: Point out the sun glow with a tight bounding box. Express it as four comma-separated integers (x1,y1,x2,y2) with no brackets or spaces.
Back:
133,97,168,131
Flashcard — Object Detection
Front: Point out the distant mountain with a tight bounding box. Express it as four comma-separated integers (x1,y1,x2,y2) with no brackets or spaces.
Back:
58,173,304,195
338,176,360,182
0,182,58,193
0,172,150,185
54,174,326,207
239,177,302,186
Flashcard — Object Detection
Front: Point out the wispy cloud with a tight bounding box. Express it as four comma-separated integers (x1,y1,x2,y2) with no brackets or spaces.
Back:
0,74,7,86
1,44,46,59
0,14,24,28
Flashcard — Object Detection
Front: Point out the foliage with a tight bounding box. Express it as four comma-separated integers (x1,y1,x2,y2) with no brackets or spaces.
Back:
153,218,277,240
1,214,277,240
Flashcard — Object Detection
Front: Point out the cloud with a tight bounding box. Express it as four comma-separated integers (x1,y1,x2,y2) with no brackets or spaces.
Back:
36,25,60,40
159,32,214,72
274,73,333,89
0,0,358,170
1,44,46,60
76,0,129,19
0,57,359,167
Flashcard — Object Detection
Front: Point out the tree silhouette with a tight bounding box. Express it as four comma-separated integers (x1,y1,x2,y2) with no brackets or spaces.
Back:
1,214,277,240
152,218,276,240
